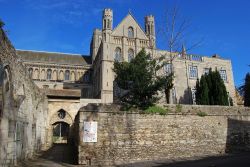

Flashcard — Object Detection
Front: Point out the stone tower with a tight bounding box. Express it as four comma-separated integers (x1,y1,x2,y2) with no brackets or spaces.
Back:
102,8,113,30
99,8,114,103
145,15,156,48
102,8,113,42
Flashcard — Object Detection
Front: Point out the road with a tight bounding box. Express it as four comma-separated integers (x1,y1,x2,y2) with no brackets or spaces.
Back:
19,145,250,167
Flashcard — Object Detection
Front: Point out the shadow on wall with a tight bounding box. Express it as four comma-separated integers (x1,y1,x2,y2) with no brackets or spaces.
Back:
226,118,250,153
179,87,192,104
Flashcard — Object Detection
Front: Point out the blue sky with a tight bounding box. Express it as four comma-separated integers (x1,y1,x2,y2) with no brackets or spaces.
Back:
0,0,249,87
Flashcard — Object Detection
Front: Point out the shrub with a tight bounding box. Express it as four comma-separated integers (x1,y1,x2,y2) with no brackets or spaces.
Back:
145,105,168,115
197,111,207,117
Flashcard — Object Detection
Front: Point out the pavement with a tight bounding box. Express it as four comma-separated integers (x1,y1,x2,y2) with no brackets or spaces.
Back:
120,152,250,167
18,144,78,167
18,145,250,167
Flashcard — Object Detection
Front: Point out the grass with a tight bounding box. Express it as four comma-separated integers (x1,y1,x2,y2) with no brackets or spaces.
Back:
197,111,207,117
145,105,168,115
176,104,182,113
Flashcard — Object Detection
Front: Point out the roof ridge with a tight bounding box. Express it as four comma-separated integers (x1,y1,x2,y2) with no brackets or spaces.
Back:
16,49,89,57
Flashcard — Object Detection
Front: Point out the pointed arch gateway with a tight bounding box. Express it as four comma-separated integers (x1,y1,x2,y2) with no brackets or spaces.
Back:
50,109,73,144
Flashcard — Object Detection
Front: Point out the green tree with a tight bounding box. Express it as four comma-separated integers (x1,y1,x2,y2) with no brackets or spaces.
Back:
113,49,170,108
196,75,209,105
244,73,250,106
196,69,229,106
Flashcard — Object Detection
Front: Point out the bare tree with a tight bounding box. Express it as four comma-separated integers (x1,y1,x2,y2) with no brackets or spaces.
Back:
160,5,203,103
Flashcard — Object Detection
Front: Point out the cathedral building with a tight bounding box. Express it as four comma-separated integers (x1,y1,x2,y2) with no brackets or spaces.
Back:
18,8,236,105
0,9,238,164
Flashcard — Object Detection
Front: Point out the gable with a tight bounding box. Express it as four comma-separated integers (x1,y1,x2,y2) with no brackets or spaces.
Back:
111,14,149,40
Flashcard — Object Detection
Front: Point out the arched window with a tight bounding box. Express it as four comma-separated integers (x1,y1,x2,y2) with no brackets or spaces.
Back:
104,19,106,29
47,69,52,80
128,27,134,38
71,71,75,81
147,25,150,34
59,70,64,81
107,20,110,29
34,69,39,79
40,69,45,80
128,49,134,62
52,70,57,80
28,68,33,78
114,47,122,62
65,70,70,81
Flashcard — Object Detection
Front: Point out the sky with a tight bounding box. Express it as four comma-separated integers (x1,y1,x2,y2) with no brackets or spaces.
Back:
0,0,249,87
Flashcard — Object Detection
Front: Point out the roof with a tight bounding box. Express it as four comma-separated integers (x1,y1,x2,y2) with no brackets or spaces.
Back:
44,89,81,98
111,12,148,40
16,50,92,66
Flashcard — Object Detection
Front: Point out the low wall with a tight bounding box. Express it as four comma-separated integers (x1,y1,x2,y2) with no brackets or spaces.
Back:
75,104,250,166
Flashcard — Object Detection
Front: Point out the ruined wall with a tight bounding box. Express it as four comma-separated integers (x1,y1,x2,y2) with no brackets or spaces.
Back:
0,27,48,166
76,104,250,166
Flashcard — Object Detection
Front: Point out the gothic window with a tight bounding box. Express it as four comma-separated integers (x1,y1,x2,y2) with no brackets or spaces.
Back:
52,70,57,80
59,70,64,81
40,69,45,80
34,69,39,79
220,70,227,82
71,71,75,81
164,63,172,74
28,68,33,78
189,66,198,79
114,47,122,62
128,49,134,62
104,19,106,29
65,70,70,81
47,69,52,80
147,25,150,34
107,20,110,29
128,27,134,38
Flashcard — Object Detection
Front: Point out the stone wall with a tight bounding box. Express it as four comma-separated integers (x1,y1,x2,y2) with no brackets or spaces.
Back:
75,104,250,166
0,27,48,166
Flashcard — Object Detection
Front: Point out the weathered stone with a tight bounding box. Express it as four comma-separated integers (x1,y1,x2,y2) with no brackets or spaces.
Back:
75,104,250,166
0,28,48,166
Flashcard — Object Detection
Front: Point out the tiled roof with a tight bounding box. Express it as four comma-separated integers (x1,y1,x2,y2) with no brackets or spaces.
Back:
16,50,92,66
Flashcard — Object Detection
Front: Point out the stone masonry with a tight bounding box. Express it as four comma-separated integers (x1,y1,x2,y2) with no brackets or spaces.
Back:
75,104,250,166
0,26,48,166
